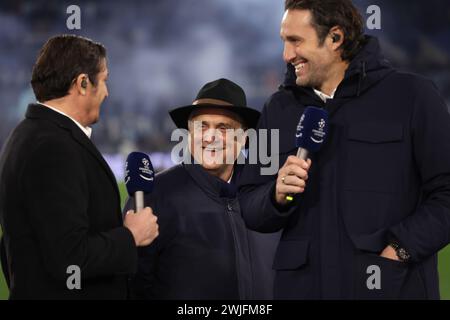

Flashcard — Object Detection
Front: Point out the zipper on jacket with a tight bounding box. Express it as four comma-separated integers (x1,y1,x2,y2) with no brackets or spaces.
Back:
225,200,245,299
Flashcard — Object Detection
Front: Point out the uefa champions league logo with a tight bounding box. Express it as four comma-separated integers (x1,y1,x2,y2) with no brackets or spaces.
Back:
318,119,325,130
142,158,150,169
311,118,327,144
140,157,154,180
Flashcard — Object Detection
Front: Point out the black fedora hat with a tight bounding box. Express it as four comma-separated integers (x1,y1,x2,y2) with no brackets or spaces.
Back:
169,78,260,129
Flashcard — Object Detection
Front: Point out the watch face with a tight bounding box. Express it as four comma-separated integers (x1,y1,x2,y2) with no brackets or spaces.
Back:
390,242,410,261
398,248,410,261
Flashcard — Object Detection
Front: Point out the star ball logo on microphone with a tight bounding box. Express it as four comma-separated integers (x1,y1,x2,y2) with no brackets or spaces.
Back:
311,118,326,144
319,119,325,129
139,157,154,181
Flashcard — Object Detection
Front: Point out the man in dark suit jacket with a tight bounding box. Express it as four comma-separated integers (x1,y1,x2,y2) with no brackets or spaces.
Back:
126,79,279,299
0,34,159,299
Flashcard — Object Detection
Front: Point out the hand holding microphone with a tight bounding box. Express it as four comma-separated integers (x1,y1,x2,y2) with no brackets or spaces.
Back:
124,207,158,246
123,152,159,247
275,106,329,205
275,156,311,205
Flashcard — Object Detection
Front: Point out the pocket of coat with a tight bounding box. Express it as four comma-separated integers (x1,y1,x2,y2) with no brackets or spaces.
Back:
350,231,409,299
354,252,409,300
344,122,405,193
272,239,310,270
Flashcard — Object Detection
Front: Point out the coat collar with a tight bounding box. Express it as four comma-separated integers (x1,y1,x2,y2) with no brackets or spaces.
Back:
280,35,395,116
183,161,241,200
25,103,120,200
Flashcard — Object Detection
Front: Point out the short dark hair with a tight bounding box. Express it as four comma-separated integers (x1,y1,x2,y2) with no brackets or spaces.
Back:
285,0,364,61
31,34,106,102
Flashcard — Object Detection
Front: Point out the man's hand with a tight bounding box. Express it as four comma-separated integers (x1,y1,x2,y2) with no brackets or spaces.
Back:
380,245,400,261
124,207,159,246
275,155,312,206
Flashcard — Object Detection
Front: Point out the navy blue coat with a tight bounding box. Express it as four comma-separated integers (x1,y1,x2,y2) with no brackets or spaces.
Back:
238,36,450,299
126,163,278,299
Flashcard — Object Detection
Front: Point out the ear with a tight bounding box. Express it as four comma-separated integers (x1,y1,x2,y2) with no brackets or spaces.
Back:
74,74,89,96
328,26,344,51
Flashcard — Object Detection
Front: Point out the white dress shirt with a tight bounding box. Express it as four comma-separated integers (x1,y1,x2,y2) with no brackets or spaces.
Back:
38,102,92,139
313,88,337,102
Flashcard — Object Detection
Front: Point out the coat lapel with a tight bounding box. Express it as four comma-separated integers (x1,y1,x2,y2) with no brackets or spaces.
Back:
25,104,121,202
183,162,222,199
69,127,120,197
183,162,238,200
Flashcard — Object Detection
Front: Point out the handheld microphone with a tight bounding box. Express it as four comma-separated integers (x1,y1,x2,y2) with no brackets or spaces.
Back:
286,106,329,202
125,152,154,212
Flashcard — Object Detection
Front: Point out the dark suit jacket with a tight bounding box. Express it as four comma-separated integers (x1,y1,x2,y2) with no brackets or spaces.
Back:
0,103,137,299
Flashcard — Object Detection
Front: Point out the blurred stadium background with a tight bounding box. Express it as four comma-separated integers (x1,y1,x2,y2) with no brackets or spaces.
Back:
0,0,449,299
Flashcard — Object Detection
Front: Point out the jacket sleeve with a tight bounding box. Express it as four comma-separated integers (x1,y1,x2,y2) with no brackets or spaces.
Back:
128,240,159,299
123,196,157,299
239,180,297,233
389,79,450,262
22,137,137,282
125,191,177,299
238,100,298,233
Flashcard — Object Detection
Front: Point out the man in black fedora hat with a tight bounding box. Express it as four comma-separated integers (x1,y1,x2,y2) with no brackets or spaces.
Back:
125,78,278,299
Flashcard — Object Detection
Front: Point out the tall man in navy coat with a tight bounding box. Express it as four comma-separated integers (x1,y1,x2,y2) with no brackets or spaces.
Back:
238,0,450,299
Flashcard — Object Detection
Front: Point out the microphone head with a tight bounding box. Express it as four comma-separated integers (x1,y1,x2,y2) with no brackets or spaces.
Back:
295,106,329,152
125,152,154,196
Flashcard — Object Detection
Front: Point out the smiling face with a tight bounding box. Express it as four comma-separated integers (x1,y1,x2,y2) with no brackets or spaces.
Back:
188,108,246,179
280,9,342,92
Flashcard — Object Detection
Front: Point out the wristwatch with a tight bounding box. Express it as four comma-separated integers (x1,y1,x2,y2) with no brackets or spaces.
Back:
389,241,411,262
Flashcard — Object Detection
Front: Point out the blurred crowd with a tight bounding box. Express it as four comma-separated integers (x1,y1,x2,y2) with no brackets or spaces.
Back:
1,0,449,173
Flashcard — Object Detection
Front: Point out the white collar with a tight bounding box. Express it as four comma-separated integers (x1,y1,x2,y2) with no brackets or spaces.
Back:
313,88,336,102
227,169,234,184
38,102,92,139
